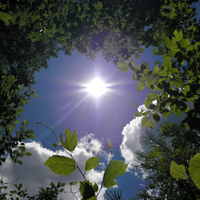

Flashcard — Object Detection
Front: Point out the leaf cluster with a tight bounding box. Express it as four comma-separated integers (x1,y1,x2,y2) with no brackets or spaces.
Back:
0,71,36,165
43,128,127,199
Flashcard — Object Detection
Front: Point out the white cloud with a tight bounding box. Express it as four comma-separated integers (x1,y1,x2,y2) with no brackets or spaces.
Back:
120,114,145,171
0,134,109,200
120,102,187,179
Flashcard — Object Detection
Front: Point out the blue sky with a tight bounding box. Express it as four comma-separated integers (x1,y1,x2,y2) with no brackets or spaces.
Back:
1,2,200,199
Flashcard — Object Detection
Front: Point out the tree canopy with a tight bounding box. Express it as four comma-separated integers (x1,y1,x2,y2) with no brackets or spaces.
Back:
133,123,200,200
0,0,200,199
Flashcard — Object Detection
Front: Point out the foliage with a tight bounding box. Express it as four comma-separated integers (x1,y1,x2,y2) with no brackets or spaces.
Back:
0,179,7,199
122,2,200,130
1,0,196,87
0,70,36,165
133,123,200,199
0,180,65,200
105,188,124,200
170,153,200,191
39,123,127,199
1,0,200,199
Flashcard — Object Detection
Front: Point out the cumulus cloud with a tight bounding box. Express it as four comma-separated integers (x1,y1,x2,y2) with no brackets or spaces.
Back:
120,102,187,178
120,104,148,171
0,134,109,200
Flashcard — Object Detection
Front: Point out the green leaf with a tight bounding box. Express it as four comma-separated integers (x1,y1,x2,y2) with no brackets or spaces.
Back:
135,110,143,117
132,102,138,107
180,38,190,48
95,1,103,10
85,157,99,171
170,161,187,181
137,82,145,92
132,74,138,81
70,182,77,186
147,92,158,101
158,70,167,77
163,56,172,70
34,94,39,98
174,30,183,42
23,119,29,126
59,129,78,152
153,65,159,73
44,155,76,175
16,108,24,114
0,11,12,25
93,183,98,192
152,113,160,123
143,111,150,116
3,69,7,74
189,153,200,189
25,152,32,156
53,142,58,148
148,121,155,129
79,180,96,199
152,48,157,54
175,109,182,117
144,98,151,109
142,117,149,127
19,146,26,153
164,36,177,50
146,78,155,91
103,160,127,188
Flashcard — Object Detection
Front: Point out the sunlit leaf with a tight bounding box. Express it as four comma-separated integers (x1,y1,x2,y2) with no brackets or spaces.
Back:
70,182,77,186
0,11,12,25
44,155,76,175
34,94,39,98
137,82,145,92
180,38,190,48
85,157,99,171
144,99,152,109
148,121,155,129
189,153,200,189
135,110,143,117
147,92,158,101
164,56,172,70
153,65,159,73
142,117,149,127
174,30,183,42
158,70,167,77
103,160,127,188
16,108,24,114
170,161,187,181
146,78,155,91
59,129,78,152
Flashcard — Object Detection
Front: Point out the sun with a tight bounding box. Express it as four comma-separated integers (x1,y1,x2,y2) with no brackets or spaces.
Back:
86,78,107,97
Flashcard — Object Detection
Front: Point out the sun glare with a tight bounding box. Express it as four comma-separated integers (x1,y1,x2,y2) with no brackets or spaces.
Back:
87,78,107,97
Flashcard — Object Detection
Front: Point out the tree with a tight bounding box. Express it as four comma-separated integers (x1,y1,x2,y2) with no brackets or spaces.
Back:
0,70,36,165
118,0,200,131
2,0,197,87
133,123,200,200
1,0,200,199
0,180,65,200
